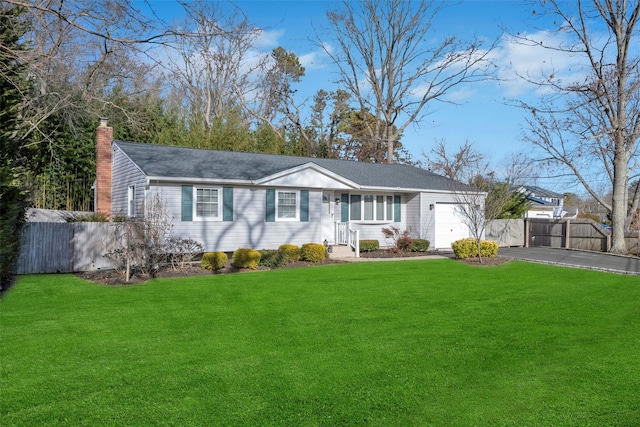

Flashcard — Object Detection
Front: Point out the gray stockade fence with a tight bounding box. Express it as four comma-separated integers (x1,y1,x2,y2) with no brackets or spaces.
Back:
17,222,118,274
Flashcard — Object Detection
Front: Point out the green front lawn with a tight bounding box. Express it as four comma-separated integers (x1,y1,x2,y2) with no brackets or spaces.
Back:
2,260,639,426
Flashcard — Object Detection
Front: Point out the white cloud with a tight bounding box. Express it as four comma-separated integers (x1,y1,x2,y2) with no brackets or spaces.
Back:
491,30,591,96
299,50,323,69
254,28,285,49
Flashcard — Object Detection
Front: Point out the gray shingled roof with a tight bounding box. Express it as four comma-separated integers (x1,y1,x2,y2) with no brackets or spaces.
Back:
114,141,461,192
522,186,564,199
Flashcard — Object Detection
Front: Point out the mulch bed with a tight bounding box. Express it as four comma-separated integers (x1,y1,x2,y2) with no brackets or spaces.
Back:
359,249,433,258
76,251,510,286
76,258,347,286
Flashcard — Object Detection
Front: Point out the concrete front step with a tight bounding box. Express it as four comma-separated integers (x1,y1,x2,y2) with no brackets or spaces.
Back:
328,244,356,259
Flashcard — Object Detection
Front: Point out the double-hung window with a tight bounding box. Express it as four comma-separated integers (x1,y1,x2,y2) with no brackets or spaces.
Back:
277,191,298,220
195,187,220,219
181,185,233,222
265,189,309,222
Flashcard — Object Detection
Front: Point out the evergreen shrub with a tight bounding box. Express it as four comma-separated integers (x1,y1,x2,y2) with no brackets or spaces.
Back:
452,238,499,259
359,240,380,252
300,243,326,262
480,240,499,258
201,252,228,271
259,249,288,268
231,248,261,269
277,244,300,262
409,239,430,252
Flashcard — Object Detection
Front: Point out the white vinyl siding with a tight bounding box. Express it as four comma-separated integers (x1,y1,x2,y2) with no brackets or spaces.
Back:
167,185,322,252
111,146,146,216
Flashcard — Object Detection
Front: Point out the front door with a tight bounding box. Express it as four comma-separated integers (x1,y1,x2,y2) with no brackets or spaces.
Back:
321,191,336,243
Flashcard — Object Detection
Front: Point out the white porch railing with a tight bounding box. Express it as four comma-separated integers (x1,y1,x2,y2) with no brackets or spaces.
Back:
335,222,360,257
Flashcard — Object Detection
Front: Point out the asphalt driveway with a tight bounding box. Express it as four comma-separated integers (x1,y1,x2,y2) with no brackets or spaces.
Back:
499,247,640,276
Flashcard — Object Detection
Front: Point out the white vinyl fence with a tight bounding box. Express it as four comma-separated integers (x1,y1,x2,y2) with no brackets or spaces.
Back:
17,222,118,274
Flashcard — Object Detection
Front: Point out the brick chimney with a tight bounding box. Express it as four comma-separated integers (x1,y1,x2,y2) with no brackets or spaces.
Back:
95,118,113,215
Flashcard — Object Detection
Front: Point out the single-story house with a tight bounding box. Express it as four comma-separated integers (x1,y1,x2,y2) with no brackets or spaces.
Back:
514,185,577,219
95,120,483,252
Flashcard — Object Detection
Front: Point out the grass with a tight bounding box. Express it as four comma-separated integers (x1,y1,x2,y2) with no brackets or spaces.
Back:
2,259,640,426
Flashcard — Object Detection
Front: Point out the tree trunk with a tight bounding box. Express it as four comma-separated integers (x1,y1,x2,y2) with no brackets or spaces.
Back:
610,150,629,253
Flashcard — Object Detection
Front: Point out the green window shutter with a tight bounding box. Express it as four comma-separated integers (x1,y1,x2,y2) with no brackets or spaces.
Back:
181,185,193,222
266,189,275,222
394,195,401,222
223,187,233,221
341,193,349,222
300,190,309,222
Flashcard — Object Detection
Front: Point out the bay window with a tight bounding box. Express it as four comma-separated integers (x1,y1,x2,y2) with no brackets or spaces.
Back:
345,193,398,222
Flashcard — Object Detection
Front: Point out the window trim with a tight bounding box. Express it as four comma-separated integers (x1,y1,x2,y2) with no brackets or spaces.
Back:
193,186,222,221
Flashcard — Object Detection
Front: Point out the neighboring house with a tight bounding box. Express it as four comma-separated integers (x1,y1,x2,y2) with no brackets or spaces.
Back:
95,120,483,251
514,185,577,219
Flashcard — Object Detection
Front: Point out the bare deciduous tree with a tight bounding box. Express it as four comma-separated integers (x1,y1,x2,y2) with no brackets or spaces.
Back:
319,0,495,163
166,1,261,131
517,0,640,253
428,140,531,261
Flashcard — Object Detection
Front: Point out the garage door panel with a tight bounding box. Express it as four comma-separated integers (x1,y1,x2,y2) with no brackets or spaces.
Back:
435,203,469,249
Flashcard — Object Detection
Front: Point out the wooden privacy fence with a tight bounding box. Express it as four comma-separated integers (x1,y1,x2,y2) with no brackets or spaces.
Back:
527,218,611,251
487,218,611,252
17,222,118,274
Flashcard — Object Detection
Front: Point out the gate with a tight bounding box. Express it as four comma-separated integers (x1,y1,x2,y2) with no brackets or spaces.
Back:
527,219,611,252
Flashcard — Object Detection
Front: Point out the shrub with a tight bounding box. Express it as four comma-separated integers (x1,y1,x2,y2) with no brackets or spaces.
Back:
300,243,326,262
480,240,499,258
396,236,414,251
409,239,430,252
231,248,261,269
167,238,204,270
359,240,380,252
452,238,477,259
381,225,413,251
201,252,228,271
452,238,499,259
277,244,300,262
259,249,288,268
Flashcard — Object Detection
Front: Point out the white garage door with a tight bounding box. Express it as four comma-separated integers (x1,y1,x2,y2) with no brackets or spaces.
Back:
434,203,470,249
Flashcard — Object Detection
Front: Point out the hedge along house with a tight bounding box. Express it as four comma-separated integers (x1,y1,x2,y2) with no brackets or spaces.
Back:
95,120,481,253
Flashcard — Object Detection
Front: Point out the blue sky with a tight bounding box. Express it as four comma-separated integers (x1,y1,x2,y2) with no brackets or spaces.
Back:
148,1,589,193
